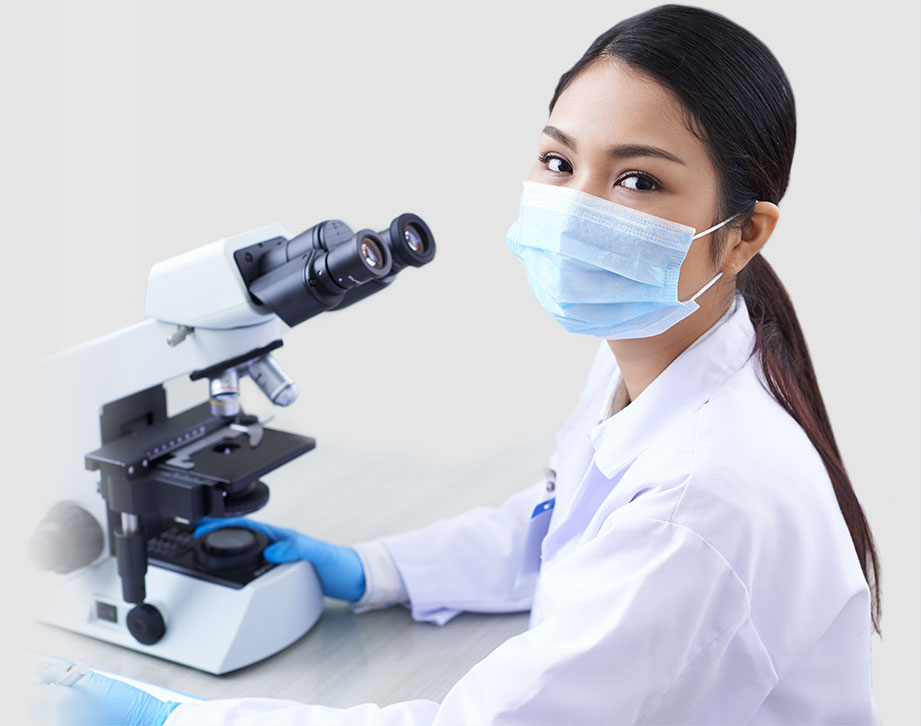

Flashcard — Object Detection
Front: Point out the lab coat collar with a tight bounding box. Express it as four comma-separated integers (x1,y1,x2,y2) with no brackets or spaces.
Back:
590,295,756,478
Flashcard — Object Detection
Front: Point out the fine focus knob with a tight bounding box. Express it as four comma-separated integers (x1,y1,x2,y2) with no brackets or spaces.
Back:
127,603,167,645
30,502,104,573
193,526,267,571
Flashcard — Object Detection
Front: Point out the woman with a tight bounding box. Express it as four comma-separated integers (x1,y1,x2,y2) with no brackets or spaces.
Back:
39,5,880,724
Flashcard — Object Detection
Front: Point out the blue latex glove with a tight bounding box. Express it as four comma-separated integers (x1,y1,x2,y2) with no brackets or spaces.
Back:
194,516,367,602
33,661,179,726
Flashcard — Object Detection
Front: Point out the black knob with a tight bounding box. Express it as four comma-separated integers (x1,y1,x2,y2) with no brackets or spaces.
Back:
30,502,104,573
194,526,267,571
127,603,166,645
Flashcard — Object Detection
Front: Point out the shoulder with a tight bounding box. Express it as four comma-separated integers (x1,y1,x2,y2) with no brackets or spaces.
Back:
660,356,868,671
680,355,839,536
609,350,842,540
666,355,853,571
694,357,830,492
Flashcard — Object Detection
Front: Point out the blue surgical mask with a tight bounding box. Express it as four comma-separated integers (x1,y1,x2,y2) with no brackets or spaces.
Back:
505,181,735,340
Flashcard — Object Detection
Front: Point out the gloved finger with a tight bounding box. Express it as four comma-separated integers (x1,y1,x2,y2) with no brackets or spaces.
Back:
190,516,221,530
192,516,249,537
262,540,303,563
263,535,340,565
35,660,74,685
193,516,273,539
294,535,348,568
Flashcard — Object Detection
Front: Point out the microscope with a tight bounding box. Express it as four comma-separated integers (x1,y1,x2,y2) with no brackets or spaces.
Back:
29,213,435,674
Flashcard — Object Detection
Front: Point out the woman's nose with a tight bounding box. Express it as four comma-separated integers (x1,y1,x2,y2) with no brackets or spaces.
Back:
566,172,611,201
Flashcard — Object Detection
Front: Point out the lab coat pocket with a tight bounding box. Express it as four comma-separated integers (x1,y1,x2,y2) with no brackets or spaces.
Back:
514,498,555,589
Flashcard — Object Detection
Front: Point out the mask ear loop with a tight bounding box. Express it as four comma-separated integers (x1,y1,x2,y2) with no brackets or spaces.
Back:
685,271,723,303
681,212,740,304
691,213,738,240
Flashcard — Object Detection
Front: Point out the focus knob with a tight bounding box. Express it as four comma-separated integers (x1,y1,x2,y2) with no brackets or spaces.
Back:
127,603,166,645
194,526,267,571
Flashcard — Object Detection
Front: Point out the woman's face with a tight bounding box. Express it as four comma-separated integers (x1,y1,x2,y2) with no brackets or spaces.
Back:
528,58,724,302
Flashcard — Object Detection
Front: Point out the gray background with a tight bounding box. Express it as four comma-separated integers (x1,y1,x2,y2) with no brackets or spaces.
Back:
7,0,919,722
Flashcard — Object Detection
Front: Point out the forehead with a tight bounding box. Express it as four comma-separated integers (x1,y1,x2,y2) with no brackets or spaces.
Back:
549,58,709,163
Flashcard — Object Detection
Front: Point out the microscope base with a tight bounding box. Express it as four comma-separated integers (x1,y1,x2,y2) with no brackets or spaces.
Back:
34,555,324,674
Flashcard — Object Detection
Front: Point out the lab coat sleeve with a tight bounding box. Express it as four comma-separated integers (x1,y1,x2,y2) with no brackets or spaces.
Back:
377,475,550,625
165,515,777,726
350,540,409,612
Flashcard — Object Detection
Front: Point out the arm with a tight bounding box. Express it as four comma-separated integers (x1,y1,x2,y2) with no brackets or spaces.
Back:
377,475,551,625
190,469,553,629
166,515,776,726
190,468,553,624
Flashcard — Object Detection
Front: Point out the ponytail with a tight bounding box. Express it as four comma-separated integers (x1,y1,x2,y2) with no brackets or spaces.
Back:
738,254,881,633
551,5,881,633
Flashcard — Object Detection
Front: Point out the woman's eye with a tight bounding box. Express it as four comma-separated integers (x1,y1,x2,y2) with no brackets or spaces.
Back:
539,153,573,175
619,173,659,191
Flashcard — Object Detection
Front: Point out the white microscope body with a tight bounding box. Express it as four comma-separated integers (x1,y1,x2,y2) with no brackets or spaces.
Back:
30,214,435,674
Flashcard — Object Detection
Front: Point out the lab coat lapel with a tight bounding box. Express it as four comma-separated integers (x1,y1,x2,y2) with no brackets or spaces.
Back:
543,297,756,561
590,295,756,479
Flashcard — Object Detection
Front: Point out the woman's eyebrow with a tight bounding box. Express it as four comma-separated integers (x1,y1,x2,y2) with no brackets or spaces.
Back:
609,144,686,165
542,125,577,149
541,125,685,165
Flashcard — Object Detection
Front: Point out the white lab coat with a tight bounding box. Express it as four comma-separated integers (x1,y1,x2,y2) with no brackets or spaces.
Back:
168,295,878,725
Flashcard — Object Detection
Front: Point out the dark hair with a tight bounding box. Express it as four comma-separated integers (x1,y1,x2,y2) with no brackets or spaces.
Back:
550,4,880,633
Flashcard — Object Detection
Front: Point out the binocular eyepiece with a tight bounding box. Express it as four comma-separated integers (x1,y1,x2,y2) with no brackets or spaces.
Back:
373,213,437,271
236,213,435,327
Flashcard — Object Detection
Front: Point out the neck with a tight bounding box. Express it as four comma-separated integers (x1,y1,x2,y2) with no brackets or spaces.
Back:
607,286,735,405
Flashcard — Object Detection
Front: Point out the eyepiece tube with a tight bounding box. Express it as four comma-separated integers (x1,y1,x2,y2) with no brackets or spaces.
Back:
240,213,431,323
324,229,392,289
254,220,356,275
326,276,395,310
378,213,436,272
248,230,392,327
331,212,436,311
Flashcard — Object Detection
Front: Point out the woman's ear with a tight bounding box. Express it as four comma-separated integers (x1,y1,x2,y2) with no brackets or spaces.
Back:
720,201,780,274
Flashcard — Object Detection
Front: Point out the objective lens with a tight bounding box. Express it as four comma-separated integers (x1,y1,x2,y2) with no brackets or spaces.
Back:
361,237,385,269
209,369,241,418
404,224,424,253
245,354,298,407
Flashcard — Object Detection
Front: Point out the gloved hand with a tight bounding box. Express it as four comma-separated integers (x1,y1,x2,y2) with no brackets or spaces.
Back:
33,661,179,726
194,516,367,602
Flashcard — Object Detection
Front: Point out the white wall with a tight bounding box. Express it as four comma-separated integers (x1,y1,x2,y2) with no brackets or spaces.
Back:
8,0,919,721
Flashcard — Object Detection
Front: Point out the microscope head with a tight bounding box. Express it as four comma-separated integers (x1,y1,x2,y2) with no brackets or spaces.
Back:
143,214,435,414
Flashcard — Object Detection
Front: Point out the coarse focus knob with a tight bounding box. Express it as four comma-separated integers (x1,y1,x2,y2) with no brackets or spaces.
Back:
127,603,167,645
194,526,267,571
30,502,104,573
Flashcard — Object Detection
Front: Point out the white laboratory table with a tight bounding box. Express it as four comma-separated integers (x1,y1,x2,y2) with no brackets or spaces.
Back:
27,436,555,707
